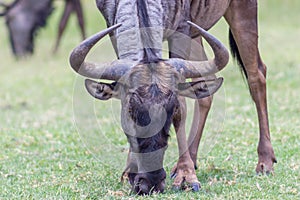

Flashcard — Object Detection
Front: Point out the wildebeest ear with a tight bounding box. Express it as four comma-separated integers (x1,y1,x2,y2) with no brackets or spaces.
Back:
178,77,223,99
85,79,120,100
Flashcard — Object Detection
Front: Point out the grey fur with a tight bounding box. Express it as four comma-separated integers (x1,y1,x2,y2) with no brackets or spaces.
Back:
96,0,190,60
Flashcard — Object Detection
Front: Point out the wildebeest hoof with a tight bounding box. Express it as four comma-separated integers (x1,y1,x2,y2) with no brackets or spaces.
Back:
255,156,277,175
256,165,273,176
256,146,277,175
191,182,201,192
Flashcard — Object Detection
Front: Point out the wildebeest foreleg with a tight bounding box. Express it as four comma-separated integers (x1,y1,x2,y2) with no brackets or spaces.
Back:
53,0,86,53
224,0,276,174
53,1,73,52
186,36,215,168
168,28,201,191
188,92,213,168
73,0,86,40
172,97,200,191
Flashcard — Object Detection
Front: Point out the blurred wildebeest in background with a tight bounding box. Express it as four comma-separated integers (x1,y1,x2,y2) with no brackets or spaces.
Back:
0,0,53,57
0,0,85,58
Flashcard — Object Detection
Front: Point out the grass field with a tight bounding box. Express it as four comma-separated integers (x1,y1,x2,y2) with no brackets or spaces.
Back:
0,1,299,199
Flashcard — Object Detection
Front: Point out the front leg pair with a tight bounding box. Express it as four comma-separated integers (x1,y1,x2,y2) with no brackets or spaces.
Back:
172,96,201,191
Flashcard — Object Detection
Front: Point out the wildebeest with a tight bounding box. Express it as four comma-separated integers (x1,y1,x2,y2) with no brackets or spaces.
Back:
70,0,229,195
0,0,53,57
70,0,277,195
0,0,85,57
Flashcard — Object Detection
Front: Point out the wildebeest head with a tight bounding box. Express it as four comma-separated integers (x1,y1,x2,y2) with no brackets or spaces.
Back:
0,0,53,58
69,22,228,194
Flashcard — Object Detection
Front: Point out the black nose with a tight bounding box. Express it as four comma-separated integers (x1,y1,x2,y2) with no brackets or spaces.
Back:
131,169,166,195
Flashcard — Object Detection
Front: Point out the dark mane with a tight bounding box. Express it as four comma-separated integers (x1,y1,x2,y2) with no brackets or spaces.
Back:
229,29,248,79
136,0,159,62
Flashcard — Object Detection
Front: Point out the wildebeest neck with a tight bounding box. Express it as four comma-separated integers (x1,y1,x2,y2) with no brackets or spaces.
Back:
111,0,164,61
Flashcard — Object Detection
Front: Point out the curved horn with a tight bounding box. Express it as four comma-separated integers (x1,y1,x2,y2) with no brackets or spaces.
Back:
69,23,131,80
168,21,229,78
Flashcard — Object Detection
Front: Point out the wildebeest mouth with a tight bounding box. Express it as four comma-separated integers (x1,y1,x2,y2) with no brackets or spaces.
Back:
129,169,167,195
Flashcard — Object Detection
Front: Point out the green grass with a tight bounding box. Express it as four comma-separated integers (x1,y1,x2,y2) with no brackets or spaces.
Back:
0,0,300,199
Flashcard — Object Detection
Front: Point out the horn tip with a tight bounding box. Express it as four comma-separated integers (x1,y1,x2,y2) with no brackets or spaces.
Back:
187,21,205,32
